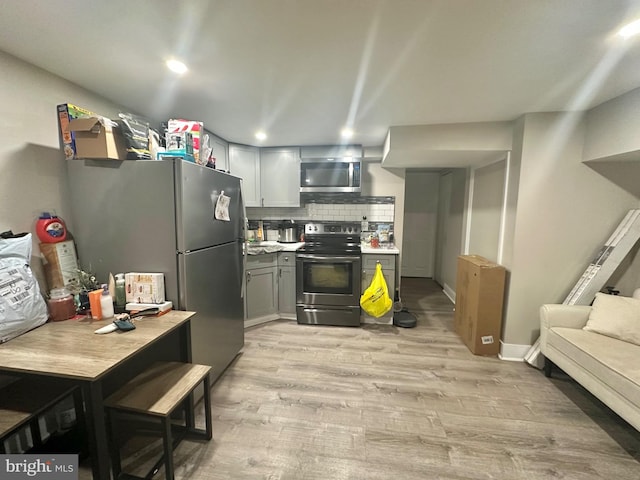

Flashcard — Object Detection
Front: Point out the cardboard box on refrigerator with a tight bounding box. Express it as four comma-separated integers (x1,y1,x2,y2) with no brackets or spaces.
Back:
454,255,506,355
67,117,126,160
57,103,97,159
125,273,165,304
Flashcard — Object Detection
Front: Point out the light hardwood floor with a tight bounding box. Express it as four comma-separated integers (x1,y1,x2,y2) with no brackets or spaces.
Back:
107,278,639,479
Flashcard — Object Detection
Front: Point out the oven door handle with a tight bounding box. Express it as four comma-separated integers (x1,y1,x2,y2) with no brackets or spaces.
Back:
296,254,361,262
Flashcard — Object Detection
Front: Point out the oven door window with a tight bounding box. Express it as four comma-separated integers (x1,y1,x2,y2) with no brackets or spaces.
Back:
302,262,354,294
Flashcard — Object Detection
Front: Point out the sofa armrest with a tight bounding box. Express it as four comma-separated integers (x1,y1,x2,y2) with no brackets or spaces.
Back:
540,304,591,330
539,304,591,354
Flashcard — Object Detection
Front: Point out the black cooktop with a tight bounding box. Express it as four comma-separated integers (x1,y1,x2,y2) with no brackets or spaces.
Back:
298,222,361,255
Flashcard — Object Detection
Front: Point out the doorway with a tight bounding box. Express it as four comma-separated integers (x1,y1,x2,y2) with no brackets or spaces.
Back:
402,171,440,278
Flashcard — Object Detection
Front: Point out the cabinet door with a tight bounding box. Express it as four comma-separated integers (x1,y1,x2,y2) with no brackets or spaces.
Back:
210,136,229,172
245,267,278,319
278,266,296,314
361,254,396,324
260,148,300,207
229,144,261,207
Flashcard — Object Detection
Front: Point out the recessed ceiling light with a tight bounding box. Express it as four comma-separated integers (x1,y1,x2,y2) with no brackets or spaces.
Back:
341,128,354,139
255,131,267,141
617,19,640,39
166,59,188,74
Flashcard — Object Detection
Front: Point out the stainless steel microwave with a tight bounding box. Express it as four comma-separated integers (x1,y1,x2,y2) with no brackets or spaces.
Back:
299,159,361,193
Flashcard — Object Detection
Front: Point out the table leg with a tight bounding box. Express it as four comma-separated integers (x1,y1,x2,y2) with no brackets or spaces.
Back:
81,381,111,480
180,322,192,363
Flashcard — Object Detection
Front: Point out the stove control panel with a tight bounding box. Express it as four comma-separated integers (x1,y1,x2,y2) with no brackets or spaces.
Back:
305,222,361,235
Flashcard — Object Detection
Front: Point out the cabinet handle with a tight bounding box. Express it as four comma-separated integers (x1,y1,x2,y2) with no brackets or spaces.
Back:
247,272,251,282
279,268,282,278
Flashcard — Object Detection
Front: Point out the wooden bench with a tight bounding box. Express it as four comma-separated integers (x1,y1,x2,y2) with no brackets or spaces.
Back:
104,361,212,480
0,377,82,453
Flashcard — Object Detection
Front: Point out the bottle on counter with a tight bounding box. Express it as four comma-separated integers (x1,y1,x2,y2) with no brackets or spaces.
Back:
257,221,264,242
115,273,126,308
48,287,76,322
100,284,115,319
361,216,368,233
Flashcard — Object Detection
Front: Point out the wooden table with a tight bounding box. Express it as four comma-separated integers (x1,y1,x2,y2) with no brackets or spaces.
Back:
0,311,195,480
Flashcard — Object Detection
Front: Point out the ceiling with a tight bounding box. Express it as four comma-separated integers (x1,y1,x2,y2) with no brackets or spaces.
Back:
1,0,640,158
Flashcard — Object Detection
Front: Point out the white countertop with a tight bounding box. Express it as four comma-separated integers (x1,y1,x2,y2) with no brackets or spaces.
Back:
361,243,400,254
245,241,305,254
246,241,398,255
275,241,305,251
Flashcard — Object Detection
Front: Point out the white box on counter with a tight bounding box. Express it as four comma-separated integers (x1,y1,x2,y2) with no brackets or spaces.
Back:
125,273,165,304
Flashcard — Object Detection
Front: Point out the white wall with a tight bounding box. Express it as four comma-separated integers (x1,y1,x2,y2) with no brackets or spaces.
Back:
467,159,507,263
503,112,638,347
583,87,640,161
362,163,406,271
0,50,126,261
435,168,468,299
383,121,512,168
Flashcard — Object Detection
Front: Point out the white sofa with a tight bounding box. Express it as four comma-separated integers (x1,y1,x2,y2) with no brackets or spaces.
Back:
539,303,640,432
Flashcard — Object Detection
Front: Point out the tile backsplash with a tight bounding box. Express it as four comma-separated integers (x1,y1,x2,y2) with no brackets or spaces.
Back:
247,198,395,223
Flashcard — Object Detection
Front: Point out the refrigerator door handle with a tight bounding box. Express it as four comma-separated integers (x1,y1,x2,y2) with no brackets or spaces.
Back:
240,181,247,300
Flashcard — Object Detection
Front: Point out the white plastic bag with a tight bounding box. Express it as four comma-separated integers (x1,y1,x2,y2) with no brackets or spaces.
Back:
0,233,48,343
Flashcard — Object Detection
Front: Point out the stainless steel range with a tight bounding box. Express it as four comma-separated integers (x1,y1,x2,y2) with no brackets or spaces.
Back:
296,222,362,326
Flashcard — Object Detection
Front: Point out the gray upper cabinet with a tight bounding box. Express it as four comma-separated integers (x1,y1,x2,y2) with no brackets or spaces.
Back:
202,129,229,172
300,144,363,159
260,147,300,207
211,136,229,172
230,144,300,207
229,144,261,207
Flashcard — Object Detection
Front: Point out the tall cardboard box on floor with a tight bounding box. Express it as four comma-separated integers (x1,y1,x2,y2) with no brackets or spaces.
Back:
454,255,506,355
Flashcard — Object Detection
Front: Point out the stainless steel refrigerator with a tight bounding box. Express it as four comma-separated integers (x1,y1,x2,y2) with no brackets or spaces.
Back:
66,158,244,382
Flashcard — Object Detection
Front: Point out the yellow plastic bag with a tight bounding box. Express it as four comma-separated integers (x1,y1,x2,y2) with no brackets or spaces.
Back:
360,263,392,318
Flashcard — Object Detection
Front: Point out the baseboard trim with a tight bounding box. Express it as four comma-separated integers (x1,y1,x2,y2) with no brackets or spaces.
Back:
245,314,280,329
442,283,455,304
498,341,531,362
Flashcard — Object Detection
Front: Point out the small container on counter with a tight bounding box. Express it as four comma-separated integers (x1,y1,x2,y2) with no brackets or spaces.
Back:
371,236,380,248
115,273,126,308
48,287,76,322
88,288,104,320
100,285,115,319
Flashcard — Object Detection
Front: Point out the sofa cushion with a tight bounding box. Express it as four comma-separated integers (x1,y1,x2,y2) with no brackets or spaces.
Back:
547,327,640,410
584,292,640,346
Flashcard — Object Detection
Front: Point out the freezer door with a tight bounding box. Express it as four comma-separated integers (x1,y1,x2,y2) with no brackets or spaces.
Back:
178,241,244,382
175,161,243,252
66,159,180,303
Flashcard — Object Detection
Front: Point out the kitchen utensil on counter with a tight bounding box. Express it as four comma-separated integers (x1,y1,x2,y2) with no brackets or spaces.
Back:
279,220,297,243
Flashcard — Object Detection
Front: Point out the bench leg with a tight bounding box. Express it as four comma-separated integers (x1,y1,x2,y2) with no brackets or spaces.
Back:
29,419,42,450
161,417,174,480
106,410,122,480
544,356,553,378
204,376,212,441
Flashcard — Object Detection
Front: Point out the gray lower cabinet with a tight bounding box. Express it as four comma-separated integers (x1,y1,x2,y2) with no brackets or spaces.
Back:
278,252,296,316
361,253,397,324
245,254,278,321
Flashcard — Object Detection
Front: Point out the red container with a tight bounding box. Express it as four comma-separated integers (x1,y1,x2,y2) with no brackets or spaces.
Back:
36,212,67,243
48,288,76,321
